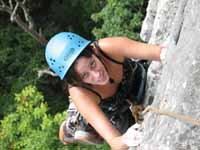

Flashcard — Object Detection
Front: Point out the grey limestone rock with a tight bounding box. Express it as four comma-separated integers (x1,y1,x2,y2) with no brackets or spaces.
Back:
130,0,200,149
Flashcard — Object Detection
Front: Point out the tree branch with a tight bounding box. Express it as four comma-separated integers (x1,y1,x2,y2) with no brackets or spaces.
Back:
0,1,12,14
9,0,13,9
37,68,58,78
14,15,47,45
10,1,19,22
0,0,47,45
22,0,26,4
18,0,34,30
0,0,5,6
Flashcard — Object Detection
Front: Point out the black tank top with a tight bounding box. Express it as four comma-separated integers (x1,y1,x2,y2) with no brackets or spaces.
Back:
92,41,148,133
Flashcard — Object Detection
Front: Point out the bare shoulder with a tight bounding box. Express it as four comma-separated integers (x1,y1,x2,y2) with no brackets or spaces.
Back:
97,36,142,57
97,37,130,62
98,37,130,52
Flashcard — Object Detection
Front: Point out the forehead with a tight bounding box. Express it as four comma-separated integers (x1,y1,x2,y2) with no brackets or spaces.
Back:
74,56,91,73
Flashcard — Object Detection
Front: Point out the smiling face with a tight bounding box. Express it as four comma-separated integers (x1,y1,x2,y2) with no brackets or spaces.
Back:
74,54,110,85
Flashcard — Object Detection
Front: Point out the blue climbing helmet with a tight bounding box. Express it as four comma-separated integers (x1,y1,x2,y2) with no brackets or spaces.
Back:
45,32,91,80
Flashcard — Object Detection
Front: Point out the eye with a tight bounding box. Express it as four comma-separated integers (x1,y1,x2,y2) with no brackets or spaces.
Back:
90,60,96,68
81,72,88,80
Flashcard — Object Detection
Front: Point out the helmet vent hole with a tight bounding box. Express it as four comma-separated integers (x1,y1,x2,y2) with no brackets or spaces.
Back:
59,66,64,69
51,63,54,65
50,58,56,62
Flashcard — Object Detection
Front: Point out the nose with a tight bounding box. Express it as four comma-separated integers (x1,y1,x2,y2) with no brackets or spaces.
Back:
91,70,101,79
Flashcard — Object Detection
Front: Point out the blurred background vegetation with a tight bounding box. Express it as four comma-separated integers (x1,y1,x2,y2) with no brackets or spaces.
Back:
0,0,147,149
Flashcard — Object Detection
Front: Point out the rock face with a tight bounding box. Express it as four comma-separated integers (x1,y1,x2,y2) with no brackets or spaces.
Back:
130,0,200,149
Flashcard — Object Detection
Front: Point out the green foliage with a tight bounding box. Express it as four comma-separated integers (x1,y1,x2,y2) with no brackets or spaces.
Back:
0,25,43,92
0,85,110,150
45,0,105,38
91,0,145,40
0,25,44,117
0,85,65,150
0,25,67,117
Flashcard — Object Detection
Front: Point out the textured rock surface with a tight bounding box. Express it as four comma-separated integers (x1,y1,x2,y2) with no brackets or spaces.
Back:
130,0,200,149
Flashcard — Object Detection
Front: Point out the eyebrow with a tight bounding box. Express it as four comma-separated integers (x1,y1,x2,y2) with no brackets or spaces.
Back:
76,57,92,77
78,58,91,78
88,57,93,68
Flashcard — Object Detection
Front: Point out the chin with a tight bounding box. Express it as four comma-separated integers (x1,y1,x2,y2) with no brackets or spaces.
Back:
98,79,109,85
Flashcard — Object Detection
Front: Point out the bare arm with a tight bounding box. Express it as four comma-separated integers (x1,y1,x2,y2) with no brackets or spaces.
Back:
98,37,161,61
69,87,128,149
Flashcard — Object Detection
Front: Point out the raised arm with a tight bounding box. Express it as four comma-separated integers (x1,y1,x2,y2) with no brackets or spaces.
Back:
97,37,161,61
69,87,128,149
